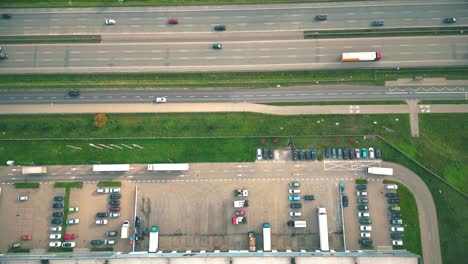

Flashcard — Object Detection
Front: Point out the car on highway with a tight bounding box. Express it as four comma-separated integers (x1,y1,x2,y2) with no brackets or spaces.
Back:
64,234,76,240
53,196,64,202
105,231,118,237
356,184,367,190
110,194,121,200
68,90,80,97
96,212,108,218
50,226,62,232
289,182,300,187
68,207,79,213
17,195,28,201
214,25,226,31
49,234,61,240
289,212,302,217
388,199,400,204
288,196,300,201
315,14,328,21
66,219,80,225
372,20,384,27
110,212,120,218
96,219,108,225
289,189,300,194
304,195,315,200
109,206,121,212
105,19,116,25
342,195,349,207
360,225,372,231
390,219,403,225
167,18,179,24
109,200,120,206
357,198,369,204
2,14,12,19
392,240,403,246
358,205,368,210
62,242,76,248
21,235,32,240
0,46,8,59
51,219,62,225
290,203,302,209
385,193,398,198
49,242,61,247
52,212,64,218
155,97,166,103
52,203,63,209
359,218,372,224
443,17,456,24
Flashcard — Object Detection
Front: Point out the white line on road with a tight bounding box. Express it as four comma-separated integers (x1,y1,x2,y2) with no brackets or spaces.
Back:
371,45,381,48
130,25,141,27
264,23,275,25
42,59,53,61
43,52,53,54
237,23,247,26
346,13,356,15
97,51,109,53
151,57,162,60
400,52,413,54
428,44,439,46
235,16,246,18
24,27,33,29
428,51,441,54
346,20,356,23
96,58,109,61
70,59,80,61
77,26,87,28
130,18,141,20
14,60,25,62
260,48,271,51
210,17,221,19
151,50,161,53
123,50,135,53
399,44,410,47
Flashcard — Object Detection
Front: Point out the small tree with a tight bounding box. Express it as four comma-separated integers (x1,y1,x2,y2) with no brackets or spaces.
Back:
93,113,108,128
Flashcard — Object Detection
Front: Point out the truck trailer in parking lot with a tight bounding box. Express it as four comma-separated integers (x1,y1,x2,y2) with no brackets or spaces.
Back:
263,223,271,252
22,166,47,175
367,167,394,176
148,226,159,253
318,207,330,251
341,52,382,62
121,220,130,239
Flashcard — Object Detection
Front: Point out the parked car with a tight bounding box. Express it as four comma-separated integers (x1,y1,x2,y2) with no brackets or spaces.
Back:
235,210,246,216
391,233,404,239
256,148,263,160
361,148,367,158
109,200,120,206
105,19,116,25
97,188,110,193
96,219,108,225
66,219,79,225
304,150,310,160
359,218,372,224
214,25,226,31
289,182,300,187
289,189,300,194
52,212,64,218
96,212,108,218
388,199,400,204
360,225,372,231
52,203,63,209
49,242,61,247
355,148,361,158
50,226,62,232
324,148,331,159
391,226,404,232
68,207,79,212
359,238,372,246
356,184,367,190
390,219,403,225
90,240,103,246
372,20,384,26
292,149,298,160
360,232,371,238
358,205,368,210
392,240,403,246
212,43,223,49
356,191,368,196
21,235,32,240
337,148,343,159
289,212,302,217
17,195,28,201
358,212,370,217
62,242,76,248
389,206,401,211
111,188,121,193
315,14,328,21
385,184,398,190
269,149,274,159
331,148,337,159
443,17,456,24
357,198,369,204
63,234,76,240
388,212,401,218
349,149,355,159
109,206,121,212
375,147,382,159
51,219,62,225
53,196,64,202
105,231,118,237
110,212,120,218
311,148,317,160
298,150,305,160
290,203,302,209
105,240,115,245
368,147,375,158
10,242,21,249
49,234,61,240
167,18,179,24
288,196,300,201
385,193,398,198
342,195,349,207
343,148,349,160
304,195,315,200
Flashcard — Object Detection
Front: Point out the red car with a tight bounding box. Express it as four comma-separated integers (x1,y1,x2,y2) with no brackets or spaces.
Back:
64,234,76,240
109,206,120,212
235,210,246,216
21,235,32,240
167,18,179,24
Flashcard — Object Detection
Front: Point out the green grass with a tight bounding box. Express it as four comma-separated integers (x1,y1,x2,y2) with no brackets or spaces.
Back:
0,35,101,44
61,188,71,236
263,100,406,106
419,100,468,105
0,67,467,89
97,181,122,187
7,248,31,253
304,27,468,39
90,247,113,251
14,182,40,189
47,247,73,253
356,179,368,184
54,182,83,188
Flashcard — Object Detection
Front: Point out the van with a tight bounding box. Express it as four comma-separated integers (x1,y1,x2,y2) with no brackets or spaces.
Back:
385,184,398,190
256,149,262,160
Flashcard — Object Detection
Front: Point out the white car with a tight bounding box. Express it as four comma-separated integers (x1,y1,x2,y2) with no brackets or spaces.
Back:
391,226,404,232
256,149,262,160
289,212,302,217
289,189,300,194
110,212,120,218
392,240,403,246
67,219,80,225
50,226,62,232
104,240,115,245
360,232,371,238
155,97,167,103
62,242,76,248
385,184,398,190
111,188,121,193
358,212,370,218
105,19,116,25
360,225,372,231
368,147,375,158
49,234,61,240
96,219,108,225
97,188,110,193
356,191,368,196
17,195,28,201
355,148,361,159
49,241,61,247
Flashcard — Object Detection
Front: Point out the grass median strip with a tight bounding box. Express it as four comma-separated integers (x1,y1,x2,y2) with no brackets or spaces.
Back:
97,181,122,187
263,100,406,106
304,27,468,39
419,100,468,105
54,182,83,188
14,182,40,189
0,35,101,44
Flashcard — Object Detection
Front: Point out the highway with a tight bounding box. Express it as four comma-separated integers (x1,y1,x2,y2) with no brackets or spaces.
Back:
0,85,465,105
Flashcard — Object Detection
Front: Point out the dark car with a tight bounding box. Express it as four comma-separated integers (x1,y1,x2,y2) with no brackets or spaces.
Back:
349,149,355,159
311,148,317,160
331,148,337,159
96,212,108,218
135,216,142,227
443,17,456,24
52,212,64,218
324,148,331,159
391,233,404,239
359,218,372,224
53,203,64,209
358,198,369,204
109,206,120,212
167,18,179,24
390,219,403,225
358,205,368,210
315,14,328,21
388,199,400,204
110,194,121,200
375,147,382,159
68,90,80,97
304,195,315,200
214,25,226,31
212,43,223,49
356,184,367,190
2,14,12,19
54,196,64,202
343,148,349,160
109,200,120,206
359,238,372,246
304,150,310,160
287,220,294,226
299,150,305,160
290,203,302,209
51,218,62,225
292,149,298,160
388,212,401,218
372,20,384,27
385,193,398,198
342,196,349,207
90,240,103,246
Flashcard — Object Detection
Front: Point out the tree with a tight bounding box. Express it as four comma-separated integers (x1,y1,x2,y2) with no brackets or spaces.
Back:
93,113,108,128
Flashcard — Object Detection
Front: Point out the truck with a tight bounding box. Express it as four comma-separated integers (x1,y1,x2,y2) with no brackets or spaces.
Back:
234,200,249,208
121,220,130,239
248,232,256,252
22,166,47,175
232,216,247,225
234,189,249,197
367,167,393,176
263,223,271,252
341,52,382,62
318,207,330,251
148,226,159,253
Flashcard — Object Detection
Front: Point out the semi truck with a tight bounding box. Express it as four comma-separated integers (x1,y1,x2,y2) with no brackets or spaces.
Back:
248,232,256,252
234,200,249,208
22,166,47,175
318,207,330,251
148,226,159,253
367,167,393,176
341,52,382,62
263,223,271,252
121,220,130,239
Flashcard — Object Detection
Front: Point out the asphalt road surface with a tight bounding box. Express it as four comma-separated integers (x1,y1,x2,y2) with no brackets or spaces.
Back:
1,36,467,73
0,1,466,35
0,85,466,105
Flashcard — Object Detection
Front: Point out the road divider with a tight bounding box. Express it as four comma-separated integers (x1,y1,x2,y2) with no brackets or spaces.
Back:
0,35,101,44
304,27,468,39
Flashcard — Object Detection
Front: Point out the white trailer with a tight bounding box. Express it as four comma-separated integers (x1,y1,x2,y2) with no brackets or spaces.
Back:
367,167,393,176
341,52,382,62
263,223,271,252
318,207,330,251
22,166,47,175
147,163,189,171
148,226,159,253
121,220,130,239
93,164,130,172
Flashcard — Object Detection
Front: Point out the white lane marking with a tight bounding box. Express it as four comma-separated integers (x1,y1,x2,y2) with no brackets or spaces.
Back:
260,48,272,51
347,20,356,23
237,23,247,26
183,17,192,19
264,22,275,25
42,59,53,61
400,11,412,13
400,52,413,55
97,51,109,53
130,25,141,27
210,17,221,19
43,51,53,54
77,26,87,28
403,18,413,21
77,18,88,21
96,58,108,61
371,45,381,48
151,50,161,53
346,13,356,15
428,51,441,54
399,44,410,47
288,48,297,50
428,44,439,46
24,27,33,29
235,16,246,18
151,58,162,60
14,60,25,62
